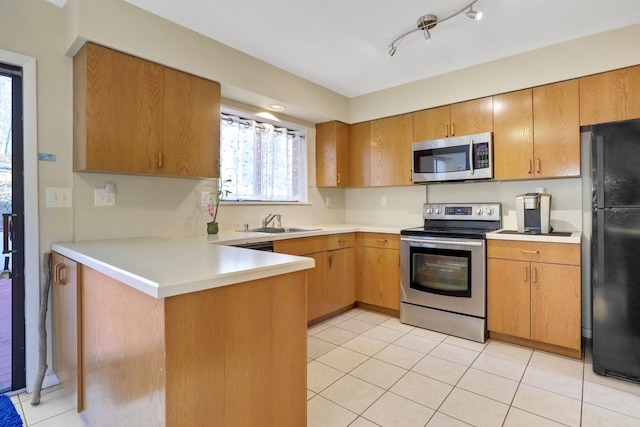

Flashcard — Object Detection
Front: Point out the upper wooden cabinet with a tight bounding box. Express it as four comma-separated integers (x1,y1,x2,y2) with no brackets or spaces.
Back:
413,97,493,141
349,121,371,187
370,113,413,186
74,43,220,178
316,121,350,187
580,65,640,125
494,80,579,180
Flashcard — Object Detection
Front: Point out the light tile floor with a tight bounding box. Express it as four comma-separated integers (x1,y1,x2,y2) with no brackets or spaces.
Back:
5,307,640,426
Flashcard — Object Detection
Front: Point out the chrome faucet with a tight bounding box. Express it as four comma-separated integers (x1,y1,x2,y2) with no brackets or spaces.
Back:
262,213,281,228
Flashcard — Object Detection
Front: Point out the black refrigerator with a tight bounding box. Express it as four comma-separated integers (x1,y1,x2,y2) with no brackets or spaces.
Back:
592,118,640,382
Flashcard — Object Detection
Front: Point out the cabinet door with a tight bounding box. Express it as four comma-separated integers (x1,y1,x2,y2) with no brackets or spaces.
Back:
533,80,580,178
316,121,350,187
162,67,220,178
327,247,356,313
413,106,450,141
493,89,534,180
487,258,531,339
306,252,328,322
449,97,493,136
580,65,640,125
530,262,581,350
51,253,82,410
349,122,371,187
75,43,164,174
370,114,413,186
360,246,400,310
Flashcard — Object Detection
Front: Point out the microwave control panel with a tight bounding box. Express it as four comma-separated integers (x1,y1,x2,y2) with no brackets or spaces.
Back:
474,143,490,169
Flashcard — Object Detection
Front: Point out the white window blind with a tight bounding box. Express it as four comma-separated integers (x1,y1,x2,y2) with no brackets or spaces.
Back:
220,115,306,202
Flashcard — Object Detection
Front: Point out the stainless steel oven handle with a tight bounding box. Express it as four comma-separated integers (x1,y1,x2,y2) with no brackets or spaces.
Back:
401,237,483,247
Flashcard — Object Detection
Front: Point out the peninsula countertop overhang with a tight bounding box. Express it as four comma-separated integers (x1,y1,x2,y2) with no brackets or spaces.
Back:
51,224,409,299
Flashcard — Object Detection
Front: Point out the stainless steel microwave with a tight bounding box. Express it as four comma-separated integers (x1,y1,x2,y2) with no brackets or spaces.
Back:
412,132,493,183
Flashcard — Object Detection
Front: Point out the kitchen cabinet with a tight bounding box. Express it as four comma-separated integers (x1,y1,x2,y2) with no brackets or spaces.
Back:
580,65,640,125
493,80,580,180
487,240,581,358
413,97,493,141
274,233,356,323
51,253,83,411
356,233,401,314
74,42,220,178
370,114,414,186
349,121,371,187
316,121,350,187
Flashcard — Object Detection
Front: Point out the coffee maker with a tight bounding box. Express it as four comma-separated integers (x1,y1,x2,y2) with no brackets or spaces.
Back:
516,192,552,234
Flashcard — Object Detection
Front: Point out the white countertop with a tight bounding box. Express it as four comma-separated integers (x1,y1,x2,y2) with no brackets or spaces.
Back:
51,224,406,299
486,229,581,244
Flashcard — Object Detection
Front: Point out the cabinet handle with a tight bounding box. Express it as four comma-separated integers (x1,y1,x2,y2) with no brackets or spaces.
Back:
521,249,539,254
532,267,537,284
451,123,455,136
376,239,388,243
157,152,163,168
328,254,333,268
337,173,341,184
444,124,449,137
528,159,532,174
536,158,541,174
54,263,66,286
524,267,528,283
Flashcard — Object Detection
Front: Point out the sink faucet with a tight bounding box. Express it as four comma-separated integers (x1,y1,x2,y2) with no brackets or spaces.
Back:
262,213,281,228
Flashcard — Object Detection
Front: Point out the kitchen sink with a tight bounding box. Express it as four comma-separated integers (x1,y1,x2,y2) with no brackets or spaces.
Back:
248,227,321,234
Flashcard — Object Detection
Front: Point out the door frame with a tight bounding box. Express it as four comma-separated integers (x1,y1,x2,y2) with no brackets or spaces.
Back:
0,48,40,392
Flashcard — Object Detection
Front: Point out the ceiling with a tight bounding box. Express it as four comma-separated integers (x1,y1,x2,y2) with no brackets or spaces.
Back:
120,0,640,99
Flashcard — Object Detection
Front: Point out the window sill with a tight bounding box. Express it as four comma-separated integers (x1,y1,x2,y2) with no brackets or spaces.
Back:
220,201,312,206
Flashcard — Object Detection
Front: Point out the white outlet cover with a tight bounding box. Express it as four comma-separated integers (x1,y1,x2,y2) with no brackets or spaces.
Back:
94,188,116,207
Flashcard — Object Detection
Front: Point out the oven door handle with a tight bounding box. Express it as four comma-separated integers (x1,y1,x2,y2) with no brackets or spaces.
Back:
401,237,483,247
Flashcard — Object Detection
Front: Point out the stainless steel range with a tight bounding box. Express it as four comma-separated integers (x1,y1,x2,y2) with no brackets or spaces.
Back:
400,202,501,343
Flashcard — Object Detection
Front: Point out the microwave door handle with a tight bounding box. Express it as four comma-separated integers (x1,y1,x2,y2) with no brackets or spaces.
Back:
401,237,483,247
469,141,474,175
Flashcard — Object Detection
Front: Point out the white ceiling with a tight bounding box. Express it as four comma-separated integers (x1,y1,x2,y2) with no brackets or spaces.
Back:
122,0,640,99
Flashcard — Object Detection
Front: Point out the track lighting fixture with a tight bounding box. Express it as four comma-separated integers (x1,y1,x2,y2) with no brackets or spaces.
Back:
388,0,481,57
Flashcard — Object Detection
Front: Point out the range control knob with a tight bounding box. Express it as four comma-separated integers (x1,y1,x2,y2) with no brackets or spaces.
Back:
476,208,483,215
487,208,495,215
435,208,442,214
426,208,433,214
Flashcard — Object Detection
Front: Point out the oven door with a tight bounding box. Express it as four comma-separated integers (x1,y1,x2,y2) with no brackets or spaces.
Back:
400,236,486,318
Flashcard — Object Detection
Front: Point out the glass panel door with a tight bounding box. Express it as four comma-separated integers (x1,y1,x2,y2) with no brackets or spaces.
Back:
410,247,471,297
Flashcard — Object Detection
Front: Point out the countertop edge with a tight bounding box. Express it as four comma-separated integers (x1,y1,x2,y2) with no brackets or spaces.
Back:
486,229,582,244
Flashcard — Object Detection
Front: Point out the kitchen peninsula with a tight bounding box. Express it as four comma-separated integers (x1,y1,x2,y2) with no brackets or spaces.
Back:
51,235,315,427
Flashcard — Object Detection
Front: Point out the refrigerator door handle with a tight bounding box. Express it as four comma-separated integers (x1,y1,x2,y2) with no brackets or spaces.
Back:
595,135,605,209
597,209,605,277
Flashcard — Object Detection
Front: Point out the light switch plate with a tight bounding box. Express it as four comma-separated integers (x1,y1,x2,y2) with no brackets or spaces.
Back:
46,187,72,208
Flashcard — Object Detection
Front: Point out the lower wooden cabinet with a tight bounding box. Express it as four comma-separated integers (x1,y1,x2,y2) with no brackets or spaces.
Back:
487,240,581,358
357,233,401,313
51,253,83,412
274,233,356,323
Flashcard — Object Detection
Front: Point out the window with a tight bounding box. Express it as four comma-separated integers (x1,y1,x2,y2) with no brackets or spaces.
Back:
219,113,307,202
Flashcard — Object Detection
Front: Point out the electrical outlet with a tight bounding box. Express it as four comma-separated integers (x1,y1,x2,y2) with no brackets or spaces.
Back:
46,187,72,208
200,192,211,207
381,196,387,207
94,188,116,207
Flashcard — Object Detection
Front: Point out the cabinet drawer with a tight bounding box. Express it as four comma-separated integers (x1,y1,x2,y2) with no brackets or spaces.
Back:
326,233,355,251
274,236,327,255
360,233,400,249
487,240,580,265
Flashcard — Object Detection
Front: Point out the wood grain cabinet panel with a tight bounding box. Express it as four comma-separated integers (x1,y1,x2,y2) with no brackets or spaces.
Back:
316,121,350,187
357,233,401,313
580,65,640,125
370,114,413,186
349,121,371,187
51,253,83,412
414,97,493,142
493,89,534,180
328,247,356,313
74,42,220,178
487,240,582,358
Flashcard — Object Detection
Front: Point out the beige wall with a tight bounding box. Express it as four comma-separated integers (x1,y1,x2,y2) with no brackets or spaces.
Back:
1,0,637,389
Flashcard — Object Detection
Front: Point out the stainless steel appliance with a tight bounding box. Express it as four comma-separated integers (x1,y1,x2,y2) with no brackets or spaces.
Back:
412,132,493,183
592,118,640,382
515,192,553,234
400,202,501,343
